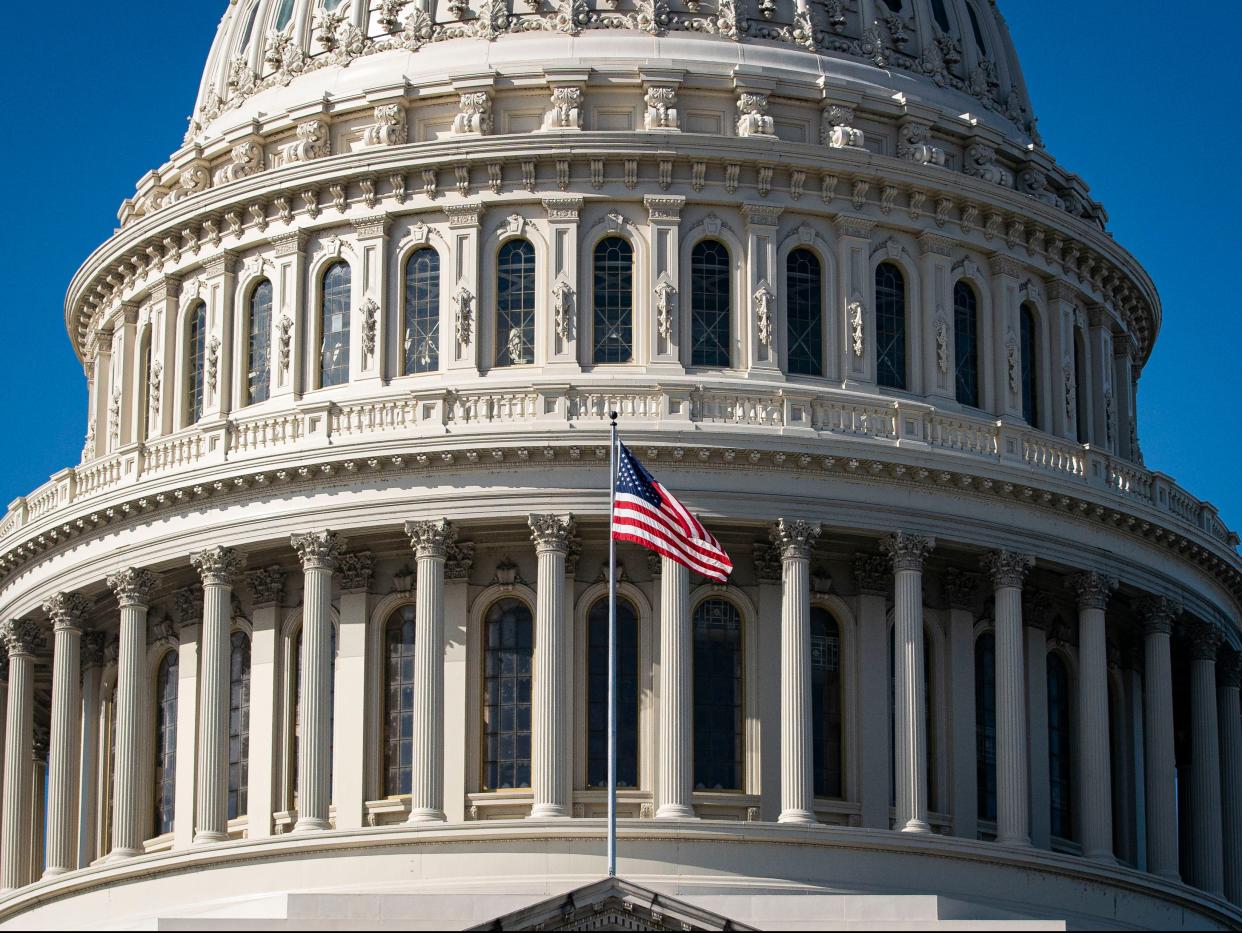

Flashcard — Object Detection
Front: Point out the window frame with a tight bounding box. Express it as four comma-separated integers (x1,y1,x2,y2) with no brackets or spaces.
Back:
401,246,442,376
590,234,636,366
317,260,352,389
479,595,536,793
953,279,982,409
688,239,733,369
494,238,538,368
874,261,909,391
785,247,826,378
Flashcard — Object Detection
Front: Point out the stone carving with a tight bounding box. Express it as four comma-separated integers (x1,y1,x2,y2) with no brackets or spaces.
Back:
42,592,90,631
452,92,493,135
771,519,822,561
965,143,1014,188
81,631,107,669
291,530,345,570
107,387,122,448
545,87,583,130
247,565,287,607
852,554,890,596
406,519,456,559
363,105,408,147
177,164,211,199
1183,619,1224,662
822,105,864,149
191,546,247,586
943,570,981,611
1006,337,1019,394
1,618,45,657
1104,390,1115,448
881,532,935,571
980,550,1034,588
654,275,677,341
453,286,474,347
361,298,379,359
849,297,865,357
107,568,160,608
173,584,204,626
897,123,946,167
1019,168,1062,208
281,120,330,164
278,315,293,372
1136,595,1182,636
1068,571,1117,610
446,540,476,580
207,337,221,392
644,86,679,130
935,319,949,375
736,92,774,137
1063,361,1075,421
338,551,375,591
214,141,264,185
753,280,775,347
552,279,575,342
529,513,576,552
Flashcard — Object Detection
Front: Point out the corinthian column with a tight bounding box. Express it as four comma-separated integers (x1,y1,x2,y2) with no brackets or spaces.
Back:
1138,595,1181,880
1070,571,1118,862
1184,618,1225,895
772,519,822,825
884,532,936,834
528,514,574,819
42,593,89,876
191,546,246,844
1217,649,1242,905
106,567,159,859
404,520,454,823
982,550,1034,846
291,531,343,832
656,556,694,819
77,632,106,868
0,620,45,890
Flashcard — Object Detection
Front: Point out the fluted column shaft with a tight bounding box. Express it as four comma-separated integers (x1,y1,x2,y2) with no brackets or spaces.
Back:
1185,620,1225,895
984,551,1033,846
1217,651,1242,905
656,557,694,819
77,634,105,868
528,514,573,819
1071,572,1117,862
43,594,89,876
0,621,43,890
291,532,343,832
1140,598,1180,880
406,521,453,823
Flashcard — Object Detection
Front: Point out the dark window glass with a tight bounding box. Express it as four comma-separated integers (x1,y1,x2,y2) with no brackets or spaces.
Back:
247,280,272,405
882,0,902,10
875,262,907,390
587,598,639,789
187,301,207,425
483,598,534,790
787,249,823,377
593,237,634,364
403,248,440,374
239,0,261,51
140,334,152,441
690,240,731,367
966,3,988,55
228,631,251,819
811,608,842,798
274,0,295,31
154,651,178,835
975,633,997,823
496,240,535,366
1048,653,1074,839
384,605,417,796
693,598,743,791
320,261,351,387
954,281,980,408
931,0,952,32
1020,303,1039,426
1074,331,1088,444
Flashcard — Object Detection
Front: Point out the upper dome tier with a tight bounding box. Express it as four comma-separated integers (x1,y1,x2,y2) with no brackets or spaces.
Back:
191,0,1038,145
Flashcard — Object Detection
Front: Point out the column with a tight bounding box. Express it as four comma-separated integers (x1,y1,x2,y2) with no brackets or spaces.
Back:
77,633,106,868
172,587,202,850
883,533,935,834
291,531,343,832
644,194,686,372
334,553,372,831
835,216,876,386
990,256,1023,421
191,547,245,844
245,566,286,839
1023,594,1051,850
854,555,891,829
42,593,89,876
442,540,474,823
0,620,45,890
918,233,953,401
29,729,48,881
754,545,782,823
1138,595,1180,880
528,514,573,819
352,216,389,385
655,556,694,819
105,568,159,859
945,570,981,841
405,521,454,823
1217,648,1242,904
543,197,584,372
982,550,1033,846
741,203,782,377
772,520,822,825
1071,571,1119,862
1184,619,1225,895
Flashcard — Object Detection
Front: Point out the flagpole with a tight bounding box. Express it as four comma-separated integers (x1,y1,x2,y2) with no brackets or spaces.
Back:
607,411,619,878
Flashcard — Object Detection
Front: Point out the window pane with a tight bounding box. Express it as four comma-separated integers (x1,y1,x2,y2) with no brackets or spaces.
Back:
1074,333,1088,444
811,608,842,797
693,598,742,791
154,652,179,835
483,599,533,790
320,262,351,387
1020,304,1039,426
187,302,207,425
586,598,640,789
247,281,272,405
954,281,980,408
403,249,440,374
1048,653,1073,839
228,631,251,819
496,240,535,366
875,263,907,390
384,605,417,796
690,241,731,367
975,633,997,823
787,249,823,377
593,237,634,364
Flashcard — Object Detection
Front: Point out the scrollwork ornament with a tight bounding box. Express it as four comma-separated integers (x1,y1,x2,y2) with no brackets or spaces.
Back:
107,568,160,609
338,551,375,592
881,532,935,572
943,570,981,611
849,298,865,358
852,554,890,596
406,519,456,560
291,530,345,571
278,315,293,372
980,550,1034,589
453,286,474,347
360,298,379,359
247,565,287,607
935,319,949,375
552,279,575,342
191,546,247,587
771,519,822,562
1136,595,1182,637
42,592,90,632
1069,571,1117,611
654,277,677,341
753,280,775,347
1182,619,1224,663
528,513,576,553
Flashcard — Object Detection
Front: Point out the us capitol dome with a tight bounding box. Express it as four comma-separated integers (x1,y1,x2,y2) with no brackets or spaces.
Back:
0,0,1239,928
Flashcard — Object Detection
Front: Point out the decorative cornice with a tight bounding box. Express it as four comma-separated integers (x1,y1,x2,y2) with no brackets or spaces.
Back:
1069,571,1118,611
106,567,160,609
405,519,456,560
881,532,935,572
770,519,822,562
42,592,90,632
981,550,1034,589
191,545,246,586
529,513,575,554
291,530,345,571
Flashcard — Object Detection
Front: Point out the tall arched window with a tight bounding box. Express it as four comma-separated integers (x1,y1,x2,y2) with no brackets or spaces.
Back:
238,0,262,53
319,261,351,387
274,0,295,30
228,630,251,819
875,262,907,390
693,598,743,791
153,651,179,836
483,598,534,790
966,3,988,55
496,240,535,366
593,237,634,364
690,240,731,367
587,597,639,788
1020,303,1039,426
403,248,440,374
811,607,842,798
186,301,207,425
930,0,952,32
954,281,980,408
787,249,824,377
1048,652,1073,839
384,605,417,796
246,280,272,406
975,632,997,823
1074,329,1088,444
139,330,152,441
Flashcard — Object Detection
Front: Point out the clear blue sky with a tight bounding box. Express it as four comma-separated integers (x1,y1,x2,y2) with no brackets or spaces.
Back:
1,2,1239,538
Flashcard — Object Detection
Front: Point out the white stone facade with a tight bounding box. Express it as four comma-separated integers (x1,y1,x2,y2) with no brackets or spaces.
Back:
0,0,1240,929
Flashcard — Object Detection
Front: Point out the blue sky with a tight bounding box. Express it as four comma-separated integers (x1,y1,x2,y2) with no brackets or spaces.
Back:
1,2,1239,539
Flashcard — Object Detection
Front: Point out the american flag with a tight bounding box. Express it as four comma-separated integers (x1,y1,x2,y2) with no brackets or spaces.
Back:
611,443,733,582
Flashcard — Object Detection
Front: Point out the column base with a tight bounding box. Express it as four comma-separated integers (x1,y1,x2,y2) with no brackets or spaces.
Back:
292,817,332,833
527,805,570,819
997,833,1031,847
105,848,143,862
778,809,818,826
1085,850,1117,866
41,867,69,879
193,830,230,845
901,819,932,834
655,804,697,820
406,808,446,824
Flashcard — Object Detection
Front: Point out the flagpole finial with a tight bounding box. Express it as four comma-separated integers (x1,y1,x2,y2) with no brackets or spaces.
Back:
609,410,618,424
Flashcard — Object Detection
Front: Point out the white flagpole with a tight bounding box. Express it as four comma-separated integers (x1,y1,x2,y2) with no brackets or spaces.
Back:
607,411,619,878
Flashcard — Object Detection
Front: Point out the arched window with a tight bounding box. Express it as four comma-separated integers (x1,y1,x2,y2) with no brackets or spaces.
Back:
693,598,743,791
930,0,952,33
228,630,251,819
403,248,440,374
274,0,296,31
483,598,534,790
153,651,179,836
811,607,842,798
384,605,417,796
1074,329,1088,444
587,597,640,788
186,301,207,425
139,330,152,441
690,240,731,367
1048,653,1074,839
875,262,907,391
787,249,824,377
954,281,981,408
593,237,634,364
1020,303,1039,426
966,3,988,55
319,261,351,387
238,0,262,53
246,280,272,406
496,240,535,366
975,632,997,823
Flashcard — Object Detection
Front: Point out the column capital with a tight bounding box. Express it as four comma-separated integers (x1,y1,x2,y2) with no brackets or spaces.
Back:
771,519,822,562
528,513,575,554
753,542,782,584
1069,571,1118,611
981,550,1034,589
338,551,375,592
1137,595,1183,636
190,546,247,586
81,631,107,669
106,567,160,609
174,584,204,627
1182,619,1224,663
446,540,475,581
406,519,456,560
943,569,982,611
881,532,935,572
1218,647,1242,688
1,619,46,658
246,565,287,608
853,553,890,596
292,530,345,571
1023,588,1056,634
41,592,90,632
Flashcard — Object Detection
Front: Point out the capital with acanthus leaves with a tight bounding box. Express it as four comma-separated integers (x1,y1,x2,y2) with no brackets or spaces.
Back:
981,550,1034,589
291,530,346,571
1,619,46,658
528,514,575,553
1135,595,1182,637
406,519,457,560
1069,571,1117,611
191,545,247,586
770,519,822,562
882,532,936,573
106,567,160,609
42,592,90,632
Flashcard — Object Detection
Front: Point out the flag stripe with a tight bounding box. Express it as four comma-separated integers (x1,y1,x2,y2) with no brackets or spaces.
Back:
610,513,732,575
612,528,730,582
613,494,729,563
